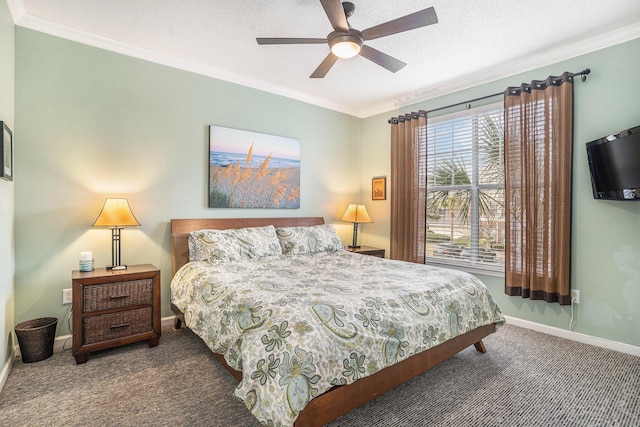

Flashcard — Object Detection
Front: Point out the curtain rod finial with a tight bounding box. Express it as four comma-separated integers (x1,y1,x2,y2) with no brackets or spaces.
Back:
581,68,591,82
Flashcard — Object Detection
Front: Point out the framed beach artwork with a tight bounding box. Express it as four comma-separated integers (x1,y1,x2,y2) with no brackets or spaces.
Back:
209,125,300,208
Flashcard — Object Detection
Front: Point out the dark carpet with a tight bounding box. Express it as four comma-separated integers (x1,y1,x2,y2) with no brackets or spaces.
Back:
1,324,638,426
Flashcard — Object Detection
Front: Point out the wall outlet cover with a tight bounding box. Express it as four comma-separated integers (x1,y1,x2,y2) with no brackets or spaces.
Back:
571,289,580,304
62,288,72,305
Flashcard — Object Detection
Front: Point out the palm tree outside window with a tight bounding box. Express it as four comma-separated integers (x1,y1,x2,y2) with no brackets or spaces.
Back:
425,103,505,274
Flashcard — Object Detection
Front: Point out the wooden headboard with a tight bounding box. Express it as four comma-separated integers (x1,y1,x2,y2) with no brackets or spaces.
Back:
170,217,325,276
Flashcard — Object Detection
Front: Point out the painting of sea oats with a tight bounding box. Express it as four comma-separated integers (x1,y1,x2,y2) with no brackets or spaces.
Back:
209,125,300,208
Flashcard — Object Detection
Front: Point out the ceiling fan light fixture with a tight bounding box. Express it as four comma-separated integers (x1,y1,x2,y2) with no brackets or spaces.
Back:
257,4,438,78
329,34,363,59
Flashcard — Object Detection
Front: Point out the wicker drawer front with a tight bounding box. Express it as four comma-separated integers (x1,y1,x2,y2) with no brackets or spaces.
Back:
83,307,152,345
83,279,153,313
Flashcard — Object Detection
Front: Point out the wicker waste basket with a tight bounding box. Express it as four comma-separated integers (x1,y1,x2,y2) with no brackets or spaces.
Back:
15,317,58,363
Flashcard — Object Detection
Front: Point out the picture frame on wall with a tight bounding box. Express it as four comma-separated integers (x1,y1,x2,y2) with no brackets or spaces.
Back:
372,176,386,200
1,121,13,181
208,125,300,208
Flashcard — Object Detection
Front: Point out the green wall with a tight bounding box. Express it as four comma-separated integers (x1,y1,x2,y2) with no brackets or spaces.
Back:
11,25,640,349
14,28,362,335
362,38,640,348
0,0,15,370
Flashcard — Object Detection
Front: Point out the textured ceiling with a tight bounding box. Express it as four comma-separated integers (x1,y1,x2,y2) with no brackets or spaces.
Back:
8,0,640,117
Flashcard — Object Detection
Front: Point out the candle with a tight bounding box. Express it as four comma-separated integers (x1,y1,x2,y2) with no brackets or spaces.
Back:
80,251,92,261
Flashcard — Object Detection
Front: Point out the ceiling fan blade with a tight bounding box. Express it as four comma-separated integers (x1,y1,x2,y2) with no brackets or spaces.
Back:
257,37,327,45
320,0,349,33
361,7,438,41
359,45,406,73
310,53,339,78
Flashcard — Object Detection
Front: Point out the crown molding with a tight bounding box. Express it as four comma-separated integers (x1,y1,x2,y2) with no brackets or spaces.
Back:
5,0,25,23
12,11,366,118
9,3,640,119
391,22,640,112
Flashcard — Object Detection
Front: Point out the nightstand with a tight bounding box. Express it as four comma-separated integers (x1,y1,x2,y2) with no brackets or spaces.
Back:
72,264,161,364
347,245,385,258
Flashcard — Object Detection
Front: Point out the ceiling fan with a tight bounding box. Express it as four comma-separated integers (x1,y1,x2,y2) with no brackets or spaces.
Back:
256,0,438,78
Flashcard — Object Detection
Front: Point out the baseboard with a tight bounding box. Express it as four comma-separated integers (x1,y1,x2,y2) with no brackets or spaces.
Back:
504,315,640,357
161,312,639,357
161,312,639,356
161,312,640,357
161,315,175,328
16,316,639,359
0,347,16,393
5,314,634,396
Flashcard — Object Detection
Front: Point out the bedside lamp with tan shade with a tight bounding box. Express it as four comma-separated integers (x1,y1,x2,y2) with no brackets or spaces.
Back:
93,198,140,270
339,204,373,249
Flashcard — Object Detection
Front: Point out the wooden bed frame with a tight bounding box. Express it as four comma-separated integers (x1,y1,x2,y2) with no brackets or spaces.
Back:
170,217,497,427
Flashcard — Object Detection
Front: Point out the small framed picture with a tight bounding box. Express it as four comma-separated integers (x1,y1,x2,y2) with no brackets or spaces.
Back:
372,176,386,200
1,122,12,181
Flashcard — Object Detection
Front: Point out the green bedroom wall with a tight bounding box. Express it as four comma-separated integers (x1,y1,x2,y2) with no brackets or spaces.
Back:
14,28,362,335
10,24,640,350
0,0,15,369
361,37,640,348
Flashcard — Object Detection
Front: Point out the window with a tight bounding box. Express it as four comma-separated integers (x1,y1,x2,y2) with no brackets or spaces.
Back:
425,103,505,274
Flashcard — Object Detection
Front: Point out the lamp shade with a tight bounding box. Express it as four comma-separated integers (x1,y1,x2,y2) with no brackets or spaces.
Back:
93,198,140,227
339,204,373,224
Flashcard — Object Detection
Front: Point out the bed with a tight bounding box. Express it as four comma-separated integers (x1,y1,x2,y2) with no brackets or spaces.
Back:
170,217,505,426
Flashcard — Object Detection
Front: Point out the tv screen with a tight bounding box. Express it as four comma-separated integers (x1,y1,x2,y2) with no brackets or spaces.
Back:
586,124,640,200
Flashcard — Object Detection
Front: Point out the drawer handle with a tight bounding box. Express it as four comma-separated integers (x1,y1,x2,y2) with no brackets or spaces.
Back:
110,323,130,329
109,294,130,300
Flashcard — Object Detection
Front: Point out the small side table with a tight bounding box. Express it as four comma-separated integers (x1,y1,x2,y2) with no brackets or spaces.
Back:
347,246,385,258
72,264,161,364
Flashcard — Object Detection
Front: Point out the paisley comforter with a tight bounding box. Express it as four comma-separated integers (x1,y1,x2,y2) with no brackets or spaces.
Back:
171,250,505,426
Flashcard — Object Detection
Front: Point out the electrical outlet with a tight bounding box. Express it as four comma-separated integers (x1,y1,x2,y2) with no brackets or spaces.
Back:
571,289,580,304
62,288,72,305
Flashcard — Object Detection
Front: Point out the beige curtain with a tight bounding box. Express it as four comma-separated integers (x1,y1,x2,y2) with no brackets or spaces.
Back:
504,73,574,305
389,112,427,263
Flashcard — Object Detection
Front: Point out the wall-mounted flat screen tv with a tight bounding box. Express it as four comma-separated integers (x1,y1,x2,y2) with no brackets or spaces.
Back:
586,124,640,200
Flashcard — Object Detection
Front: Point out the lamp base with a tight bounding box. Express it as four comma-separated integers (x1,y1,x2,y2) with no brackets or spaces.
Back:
347,245,361,250
107,265,127,271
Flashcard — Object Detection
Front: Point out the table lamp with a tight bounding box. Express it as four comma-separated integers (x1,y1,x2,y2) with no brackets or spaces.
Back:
339,204,373,249
93,198,140,270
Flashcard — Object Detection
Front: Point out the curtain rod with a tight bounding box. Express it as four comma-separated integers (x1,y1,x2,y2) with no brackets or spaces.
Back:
388,68,591,123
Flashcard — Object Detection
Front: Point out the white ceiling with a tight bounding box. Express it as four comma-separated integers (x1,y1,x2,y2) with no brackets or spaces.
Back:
7,0,640,118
